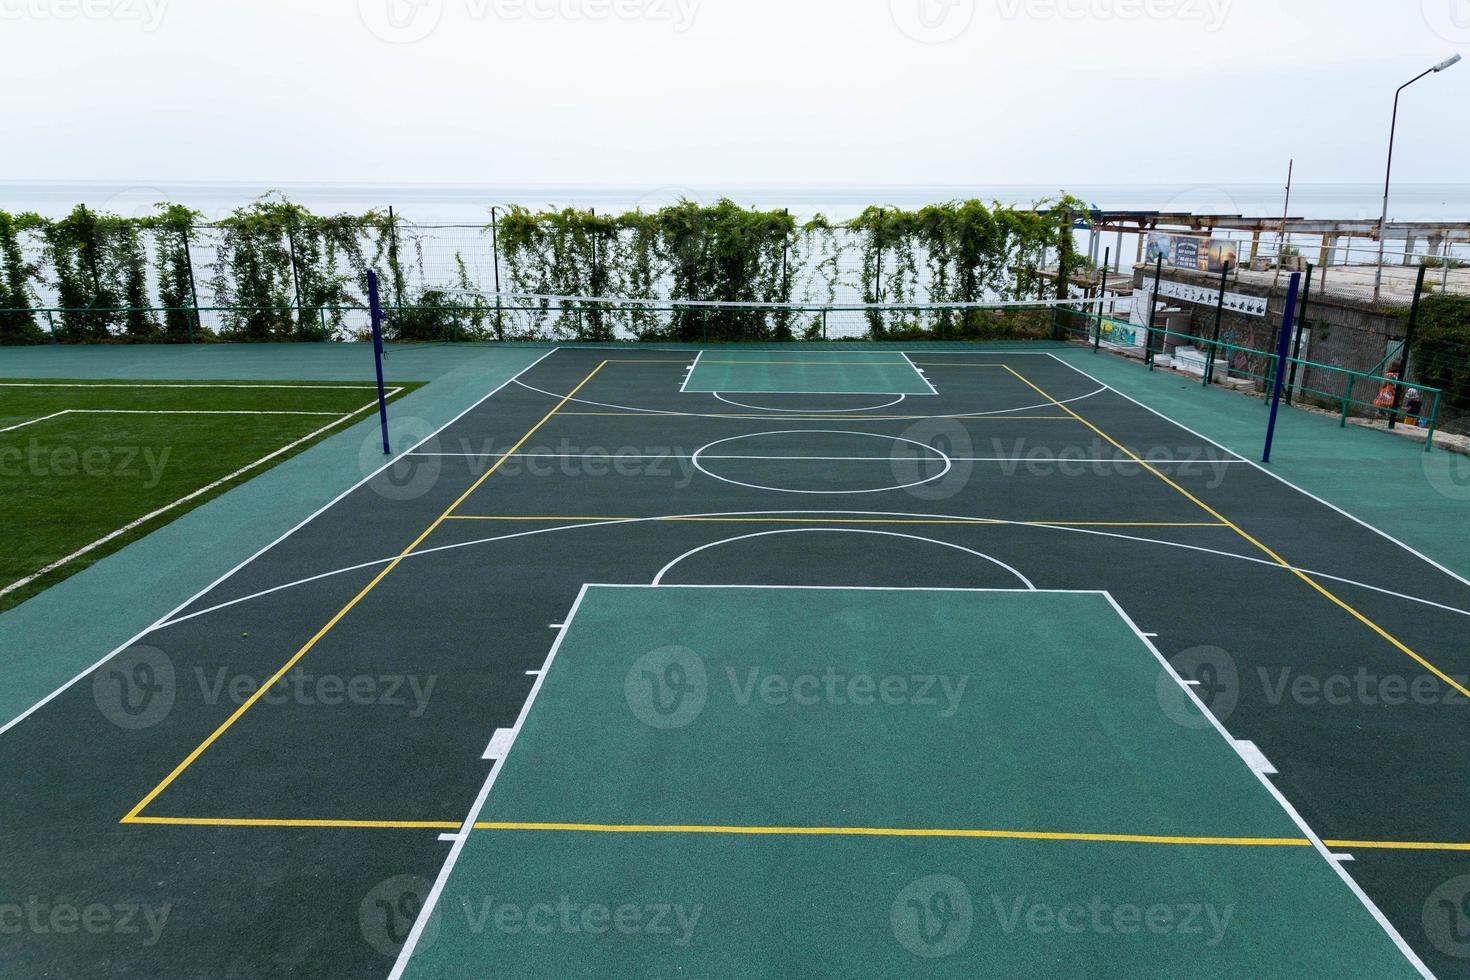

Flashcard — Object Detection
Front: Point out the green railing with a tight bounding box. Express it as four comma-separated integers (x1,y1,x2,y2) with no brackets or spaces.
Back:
2,300,1065,346
1051,306,1444,451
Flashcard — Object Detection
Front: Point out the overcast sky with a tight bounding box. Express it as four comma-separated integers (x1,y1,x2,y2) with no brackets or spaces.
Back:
3,0,1467,186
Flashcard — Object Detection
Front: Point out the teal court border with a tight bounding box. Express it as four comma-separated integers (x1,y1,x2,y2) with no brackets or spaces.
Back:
395,584,1425,979
680,349,939,395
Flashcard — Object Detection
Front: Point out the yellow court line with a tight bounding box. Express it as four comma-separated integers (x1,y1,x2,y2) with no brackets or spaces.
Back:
126,816,461,830
121,361,612,824
1321,839,1470,852
1001,364,1470,701
115,816,1470,852
554,412,1075,420
441,515,1229,529
696,360,912,366
470,822,1311,847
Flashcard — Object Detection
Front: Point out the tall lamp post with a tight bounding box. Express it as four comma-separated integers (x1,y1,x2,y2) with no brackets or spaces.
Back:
1374,54,1462,304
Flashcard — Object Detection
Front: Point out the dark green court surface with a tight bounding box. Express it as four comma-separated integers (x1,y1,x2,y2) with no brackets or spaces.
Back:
401,585,1415,978
3,347,1463,978
682,349,937,394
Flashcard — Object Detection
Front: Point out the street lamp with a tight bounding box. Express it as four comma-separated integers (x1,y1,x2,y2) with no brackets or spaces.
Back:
1374,54,1462,303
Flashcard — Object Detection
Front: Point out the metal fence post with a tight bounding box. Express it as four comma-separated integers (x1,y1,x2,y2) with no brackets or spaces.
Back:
1204,260,1231,387
367,271,391,456
1146,255,1163,368
1285,263,1313,404
1262,273,1302,463
1388,263,1428,430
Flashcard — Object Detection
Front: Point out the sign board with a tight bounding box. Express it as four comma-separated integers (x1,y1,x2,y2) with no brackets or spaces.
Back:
1153,278,1268,317
1143,234,1242,274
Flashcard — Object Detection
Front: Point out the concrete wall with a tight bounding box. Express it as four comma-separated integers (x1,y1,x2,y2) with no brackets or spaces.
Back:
1130,266,1405,412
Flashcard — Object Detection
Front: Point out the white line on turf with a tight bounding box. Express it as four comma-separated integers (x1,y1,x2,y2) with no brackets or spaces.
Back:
901,351,940,395
0,411,71,433
0,395,402,601
1103,592,1432,978
0,350,560,739
711,392,907,413
1046,352,1470,591
404,450,1251,465
1,408,350,434
677,351,704,393
146,509,1470,631
386,584,591,980
511,377,1105,419
0,382,382,389
1234,740,1278,775
650,528,1035,590
689,429,953,496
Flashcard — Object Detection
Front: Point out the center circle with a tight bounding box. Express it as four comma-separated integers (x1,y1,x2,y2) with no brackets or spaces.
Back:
690,430,952,495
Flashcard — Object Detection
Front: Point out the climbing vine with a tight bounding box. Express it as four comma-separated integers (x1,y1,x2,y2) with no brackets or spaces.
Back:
0,210,43,344
0,194,1086,344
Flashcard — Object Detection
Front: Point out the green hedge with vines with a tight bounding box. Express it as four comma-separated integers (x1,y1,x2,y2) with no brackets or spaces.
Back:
0,193,1084,344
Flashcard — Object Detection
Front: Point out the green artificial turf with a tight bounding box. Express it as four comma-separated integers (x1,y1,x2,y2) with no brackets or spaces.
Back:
0,379,417,611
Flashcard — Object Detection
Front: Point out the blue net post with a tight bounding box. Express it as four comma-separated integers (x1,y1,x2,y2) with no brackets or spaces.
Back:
1261,272,1302,464
367,271,392,456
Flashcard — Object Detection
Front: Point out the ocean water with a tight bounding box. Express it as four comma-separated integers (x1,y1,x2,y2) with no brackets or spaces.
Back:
2,181,1468,224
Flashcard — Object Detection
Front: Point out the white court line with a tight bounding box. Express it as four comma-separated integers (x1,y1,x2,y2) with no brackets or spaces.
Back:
901,351,940,395
1048,352,1470,590
711,392,907,413
677,351,704,393
386,585,591,980
405,450,1251,465
147,508,1470,632
651,528,1035,589
514,376,1104,419
0,408,354,434
1104,593,1432,979
0,351,559,739
0,395,401,601
0,410,71,433
0,382,381,389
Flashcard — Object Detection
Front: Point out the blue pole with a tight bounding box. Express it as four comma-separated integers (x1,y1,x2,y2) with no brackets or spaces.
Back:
1261,272,1301,464
367,271,391,456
